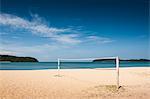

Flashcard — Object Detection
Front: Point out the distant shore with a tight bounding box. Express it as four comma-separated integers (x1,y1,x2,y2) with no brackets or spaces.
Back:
93,58,150,62
0,55,38,62
0,67,150,99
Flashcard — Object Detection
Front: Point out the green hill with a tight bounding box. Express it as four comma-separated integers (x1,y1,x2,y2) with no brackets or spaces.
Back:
0,55,38,62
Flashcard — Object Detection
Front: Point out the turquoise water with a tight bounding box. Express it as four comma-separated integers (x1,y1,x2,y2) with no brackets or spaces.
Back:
0,61,150,70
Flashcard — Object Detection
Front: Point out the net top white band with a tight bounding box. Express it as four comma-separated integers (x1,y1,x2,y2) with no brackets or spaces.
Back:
58,56,118,61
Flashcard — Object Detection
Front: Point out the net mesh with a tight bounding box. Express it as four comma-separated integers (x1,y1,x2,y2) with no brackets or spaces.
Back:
58,57,118,69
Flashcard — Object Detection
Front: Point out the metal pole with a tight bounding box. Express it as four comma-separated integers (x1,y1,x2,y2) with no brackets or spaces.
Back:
58,58,60,70
116,56,119,89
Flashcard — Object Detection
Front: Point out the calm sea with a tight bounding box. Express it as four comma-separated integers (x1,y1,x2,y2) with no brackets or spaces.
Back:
0,61,150,70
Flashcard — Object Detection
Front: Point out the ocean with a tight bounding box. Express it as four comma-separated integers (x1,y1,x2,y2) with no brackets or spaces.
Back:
0,61,150,70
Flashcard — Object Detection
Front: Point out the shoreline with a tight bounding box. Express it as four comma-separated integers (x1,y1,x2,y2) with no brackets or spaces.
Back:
0,66,149,71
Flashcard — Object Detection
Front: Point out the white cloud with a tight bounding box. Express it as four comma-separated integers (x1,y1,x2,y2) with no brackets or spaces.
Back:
86,36,114,43
0,13,81,44
53,34,82,44
0,13,114,45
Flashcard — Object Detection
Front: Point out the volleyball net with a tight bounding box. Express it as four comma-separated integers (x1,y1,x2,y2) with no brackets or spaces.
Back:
57,56,120,88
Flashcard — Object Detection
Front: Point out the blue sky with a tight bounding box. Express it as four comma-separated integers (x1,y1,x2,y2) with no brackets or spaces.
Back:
0,0,149,61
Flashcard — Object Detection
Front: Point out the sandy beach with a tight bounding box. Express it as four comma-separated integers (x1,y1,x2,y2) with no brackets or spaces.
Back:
0,67,150,99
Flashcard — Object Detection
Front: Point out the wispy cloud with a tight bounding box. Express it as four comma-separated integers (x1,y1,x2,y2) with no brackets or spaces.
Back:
0,13,114,45
86,36,114,44
53,34,82,44
0,13,80,44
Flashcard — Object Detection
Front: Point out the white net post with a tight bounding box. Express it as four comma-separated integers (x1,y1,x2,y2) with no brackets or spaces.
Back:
57,58,60,76
116,56,120,89
57,58,60,70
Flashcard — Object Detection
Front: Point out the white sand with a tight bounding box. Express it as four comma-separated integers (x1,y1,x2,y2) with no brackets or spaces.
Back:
0,67,150,99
